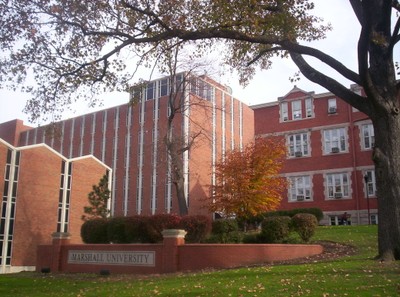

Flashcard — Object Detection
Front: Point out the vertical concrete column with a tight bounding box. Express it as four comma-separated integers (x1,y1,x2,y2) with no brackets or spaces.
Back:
50,232,71,273
162,229,186,273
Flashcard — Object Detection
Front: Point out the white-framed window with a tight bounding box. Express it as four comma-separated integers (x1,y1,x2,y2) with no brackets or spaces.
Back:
281,102,288,122
159,78,169,97
292,100,302,120
364,170,376,197
323,127,347,154
305,98,313,118
329,216,340,226
328,98,337,114
326,172,350,199
146,82,155,100
370,214,378,225
289,175,312,201
288,133,309,157
362,123,375,150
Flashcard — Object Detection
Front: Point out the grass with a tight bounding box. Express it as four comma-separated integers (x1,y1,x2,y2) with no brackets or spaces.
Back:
1,225,399,297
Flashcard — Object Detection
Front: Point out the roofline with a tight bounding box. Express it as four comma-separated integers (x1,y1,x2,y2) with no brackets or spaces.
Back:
0,138,111,170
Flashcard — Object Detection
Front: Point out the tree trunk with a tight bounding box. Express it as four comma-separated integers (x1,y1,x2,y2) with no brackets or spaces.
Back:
372,114,400,261
166,116,189,216
173,178,189,216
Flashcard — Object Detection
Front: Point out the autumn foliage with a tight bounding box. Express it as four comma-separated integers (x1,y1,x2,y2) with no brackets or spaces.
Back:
208,137,287,219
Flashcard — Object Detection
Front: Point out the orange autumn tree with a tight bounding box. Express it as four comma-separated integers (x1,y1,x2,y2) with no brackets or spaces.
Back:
209,137,287,221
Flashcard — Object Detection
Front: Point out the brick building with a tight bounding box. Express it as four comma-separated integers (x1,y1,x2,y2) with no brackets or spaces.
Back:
0,138,111,273
9,73,254,218
252,86,378,225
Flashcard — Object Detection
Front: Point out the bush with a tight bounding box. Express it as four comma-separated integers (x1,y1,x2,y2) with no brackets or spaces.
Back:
145,214,181,243
179,215,211,243
242,232,262,243
236,214,264,231
291,213,318,242
124,215,149,243
260,216,292,243
263,208,323,222
210,219,241,243
107,217,130,243
81,218,108,243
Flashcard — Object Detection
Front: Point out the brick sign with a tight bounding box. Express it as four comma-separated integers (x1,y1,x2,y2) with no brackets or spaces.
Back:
68,250,155,266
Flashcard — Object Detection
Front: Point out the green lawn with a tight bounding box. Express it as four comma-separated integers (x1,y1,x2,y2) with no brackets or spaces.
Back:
1,225,399,297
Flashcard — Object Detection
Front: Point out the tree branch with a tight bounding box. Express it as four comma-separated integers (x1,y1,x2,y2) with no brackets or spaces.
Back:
290,52,372,114
280,41,361,84
349,0,364,25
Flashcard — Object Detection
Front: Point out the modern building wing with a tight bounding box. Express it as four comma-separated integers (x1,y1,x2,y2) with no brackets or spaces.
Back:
0,138,111,273
13,73,254,218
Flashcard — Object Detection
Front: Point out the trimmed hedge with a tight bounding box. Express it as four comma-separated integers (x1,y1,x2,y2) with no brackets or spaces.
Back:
124,215,149,243
179,215,211,243
291,213,318,242
107,217,130,243
145,214,182,243
81,218,108,243
264,208,323,222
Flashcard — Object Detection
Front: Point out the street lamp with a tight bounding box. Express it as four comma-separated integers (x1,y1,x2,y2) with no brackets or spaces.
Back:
364,173,371,225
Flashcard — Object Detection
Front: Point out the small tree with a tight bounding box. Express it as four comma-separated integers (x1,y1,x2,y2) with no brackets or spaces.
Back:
82,174,111,221
209,137,287,223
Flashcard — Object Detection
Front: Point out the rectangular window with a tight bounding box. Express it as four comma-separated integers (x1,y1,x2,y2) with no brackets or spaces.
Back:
305,98,313,118
329,216,340,226
364,170,376,196
323,128,347,153
292,100,302,120
160,78,169,97
289,176,311,201
362,123,375,150
146,82,155,100
328,98,337,114
326,172,350,199
288,133,309,157
281,102,288,122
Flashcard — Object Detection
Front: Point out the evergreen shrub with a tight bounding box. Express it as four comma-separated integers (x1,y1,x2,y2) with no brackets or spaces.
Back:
124,215,149,243
107,217,130,243
81,218,108,243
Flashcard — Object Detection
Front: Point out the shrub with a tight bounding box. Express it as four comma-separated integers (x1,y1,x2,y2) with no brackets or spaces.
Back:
81,218,108,243
145,214,181,243
263,208,323,222
210,219,241,243
291,213,318,242
124,215,149,243
107,217,130,243
242,232,262,243
179,215,211,243
236,214,264,231
260,216,292,243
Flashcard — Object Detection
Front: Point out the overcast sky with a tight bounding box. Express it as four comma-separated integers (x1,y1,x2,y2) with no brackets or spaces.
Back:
1,1,399,126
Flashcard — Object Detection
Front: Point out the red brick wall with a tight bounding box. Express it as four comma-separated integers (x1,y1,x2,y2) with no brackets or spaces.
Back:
12,146,62,266
252,88,377,223
69,157,109,243
36,236,323,274
0,120,32,146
